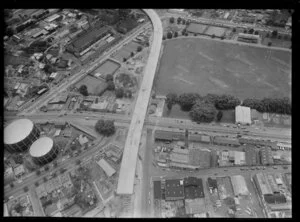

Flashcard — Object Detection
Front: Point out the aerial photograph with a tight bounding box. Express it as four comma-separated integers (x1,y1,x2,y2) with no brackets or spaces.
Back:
3,9,291,218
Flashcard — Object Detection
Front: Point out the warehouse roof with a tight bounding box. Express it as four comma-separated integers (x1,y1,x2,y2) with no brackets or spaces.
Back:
165,179,184,199
231,175,249,196
97,159,116,177
254,173,273,195
235,106,251,125
30,137,54,157
4,119,34,145
153,180,162,200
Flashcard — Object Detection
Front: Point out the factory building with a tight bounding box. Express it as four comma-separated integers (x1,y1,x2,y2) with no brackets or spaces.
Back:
4,119,40,153
154,129,185,141
213,136,240,147
165,179,185,201
260,147,274,165
230,175,249,196
29,137,58,165
235,105,251,125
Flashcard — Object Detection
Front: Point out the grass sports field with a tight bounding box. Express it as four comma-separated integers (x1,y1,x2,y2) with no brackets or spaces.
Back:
154,38,291,100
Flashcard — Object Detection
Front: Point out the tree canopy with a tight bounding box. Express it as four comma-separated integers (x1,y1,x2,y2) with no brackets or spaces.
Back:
95,119,116,136
177,93,201,111
107,80,115,91
115,87,124,98
105,74,114,82
166,93,178,110
79,85,89,96
190,100,217,123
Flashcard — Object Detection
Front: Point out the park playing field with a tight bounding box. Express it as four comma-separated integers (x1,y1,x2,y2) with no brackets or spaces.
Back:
154,38,291,99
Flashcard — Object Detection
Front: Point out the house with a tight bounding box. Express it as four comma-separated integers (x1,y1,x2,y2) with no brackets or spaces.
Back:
78,134,89,146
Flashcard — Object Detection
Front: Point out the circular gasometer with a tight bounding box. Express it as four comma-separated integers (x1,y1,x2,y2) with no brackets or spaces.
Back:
29,137,58,165
4,119,40,152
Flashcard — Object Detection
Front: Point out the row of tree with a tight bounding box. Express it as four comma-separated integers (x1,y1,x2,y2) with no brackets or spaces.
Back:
242,97,291,115
166,92,291,123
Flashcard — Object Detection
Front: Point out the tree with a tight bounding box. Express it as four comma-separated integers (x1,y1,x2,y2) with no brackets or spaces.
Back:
115,87,124,98
174,31,178,38
232,28,236,33
216,110,223,122
79,85,88,96
194,33,197,37
163,35,166,40
177,93,201,111
190,101,217,123
181,30,186,36
44,165,49,171
60,168,66,174
272,30,278,38
76,159,81,165
166,93,178,110
169,17,175,24
278,35,281,39
10,183,14,188
34,181,39,187
167,31,173,39
182,19,186,25
211,34,215,38
248,28,254,34
130,51,135,57
69,24,78,33
107,80,115,91
268,42,272,47
214,94,240,110
254,30,259,35
23,186,29,193
43,177,48,182
137,45,143,52
95,120,116,136
243,30,247,34
125,90,132,98
177,17,182,24
53,161,58,168
266,32,270,38
221,36,225,40
36,170,41,176
106,74,114,82
123,57,127,62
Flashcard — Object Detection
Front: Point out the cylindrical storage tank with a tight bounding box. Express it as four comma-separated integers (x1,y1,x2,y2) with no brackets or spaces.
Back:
4,119,40,153
29,137,58,165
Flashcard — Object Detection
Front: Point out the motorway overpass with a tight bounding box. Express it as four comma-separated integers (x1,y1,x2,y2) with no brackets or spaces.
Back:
116,9,163,195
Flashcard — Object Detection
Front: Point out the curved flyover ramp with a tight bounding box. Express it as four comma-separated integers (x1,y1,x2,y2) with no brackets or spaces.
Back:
116,9,163,195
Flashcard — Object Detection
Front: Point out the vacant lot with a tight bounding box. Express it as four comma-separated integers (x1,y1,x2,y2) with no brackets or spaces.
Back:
113,41,142,62
91,59,120,77
186,23,208,34
154,38,291,99
204,26,228,37
75,75,108,95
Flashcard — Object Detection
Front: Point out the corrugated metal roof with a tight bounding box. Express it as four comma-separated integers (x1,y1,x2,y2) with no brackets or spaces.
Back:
235,106,251,124
97,159,116,177
231,175,249,196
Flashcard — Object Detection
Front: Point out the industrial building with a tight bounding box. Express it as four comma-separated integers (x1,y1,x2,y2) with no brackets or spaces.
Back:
153,180,162,200
235,105,252,125
239,136,277,148
97,159,116,177
213,136,240,147
188,133,211,143
4,119,40,153
230,175,249,196
245,147,259,166
237,33,260,43
154,129,185,141
184,177,204,199
29,137,58,165
253,173,273,195
165,179,185,201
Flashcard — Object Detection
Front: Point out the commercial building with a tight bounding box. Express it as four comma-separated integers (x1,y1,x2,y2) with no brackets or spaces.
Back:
207,177,218,190
276,142,291,151
45,14,61,23
228,150,246,165
260,147,274,165
4,119,40,153
231,175,249,196
29,137,58,165
188,134,211,143
213,136,240,147
235,105,251,125
165,179,185,201
97,159,116,177
14,164,26,177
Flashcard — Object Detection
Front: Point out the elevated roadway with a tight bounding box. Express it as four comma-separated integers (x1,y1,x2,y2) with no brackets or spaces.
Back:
116,9,163,195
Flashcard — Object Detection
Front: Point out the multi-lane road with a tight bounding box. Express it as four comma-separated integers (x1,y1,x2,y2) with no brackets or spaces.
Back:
4,112,291,142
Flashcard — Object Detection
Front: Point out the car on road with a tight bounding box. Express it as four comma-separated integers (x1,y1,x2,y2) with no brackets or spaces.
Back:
273,166,278,169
